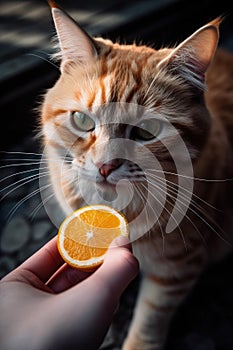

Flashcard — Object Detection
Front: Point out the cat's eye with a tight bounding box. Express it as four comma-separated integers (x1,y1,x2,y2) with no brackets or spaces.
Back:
131,119,161,141
72,111,95,132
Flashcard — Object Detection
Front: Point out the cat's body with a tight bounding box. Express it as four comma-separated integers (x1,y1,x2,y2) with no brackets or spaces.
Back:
41,3,233,349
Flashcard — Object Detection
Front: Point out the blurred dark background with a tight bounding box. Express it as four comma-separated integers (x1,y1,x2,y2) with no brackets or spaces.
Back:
0,0,233,149
0,1,233,349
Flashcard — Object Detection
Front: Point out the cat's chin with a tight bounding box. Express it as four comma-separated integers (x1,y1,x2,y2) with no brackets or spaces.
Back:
95,178,133,202
96,179,117,191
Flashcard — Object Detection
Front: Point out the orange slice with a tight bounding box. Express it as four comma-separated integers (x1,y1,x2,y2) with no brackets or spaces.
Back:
57,205,129,271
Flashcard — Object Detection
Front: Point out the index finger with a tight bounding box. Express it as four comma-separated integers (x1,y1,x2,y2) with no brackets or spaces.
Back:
19,236,64,283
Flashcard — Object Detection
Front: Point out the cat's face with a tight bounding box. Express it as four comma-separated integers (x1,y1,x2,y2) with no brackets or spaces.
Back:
41,4,219,232
42,50,196,213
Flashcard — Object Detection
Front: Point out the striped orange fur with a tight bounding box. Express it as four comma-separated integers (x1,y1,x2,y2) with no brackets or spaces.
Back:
40,5,233,350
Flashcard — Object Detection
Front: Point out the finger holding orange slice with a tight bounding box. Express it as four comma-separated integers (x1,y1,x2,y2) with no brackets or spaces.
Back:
57,205,129,271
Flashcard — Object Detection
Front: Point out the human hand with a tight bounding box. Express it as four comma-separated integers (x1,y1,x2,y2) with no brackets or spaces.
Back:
0,235,139,350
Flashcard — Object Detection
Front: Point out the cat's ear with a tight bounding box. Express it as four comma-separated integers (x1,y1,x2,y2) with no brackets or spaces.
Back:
158,18,221,90
49,0,98,71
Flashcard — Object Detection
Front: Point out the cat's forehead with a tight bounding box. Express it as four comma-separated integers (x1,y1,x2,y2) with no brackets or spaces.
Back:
89,102,150,124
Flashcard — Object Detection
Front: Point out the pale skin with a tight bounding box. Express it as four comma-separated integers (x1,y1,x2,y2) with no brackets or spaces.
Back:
0,236,139,350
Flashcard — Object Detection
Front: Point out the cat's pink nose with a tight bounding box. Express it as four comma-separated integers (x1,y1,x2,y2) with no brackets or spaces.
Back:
98,160,122,178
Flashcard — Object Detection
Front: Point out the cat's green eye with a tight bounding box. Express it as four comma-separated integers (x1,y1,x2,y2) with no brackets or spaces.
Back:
72,111,95,132
132,119,161,141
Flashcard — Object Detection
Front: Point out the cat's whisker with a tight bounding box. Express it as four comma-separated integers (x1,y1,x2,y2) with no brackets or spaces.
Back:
0,167,39,185
146,174,231,246
14,167,74,221
147,168,233,183
0,160,72,174
6,183,51,223
146,174,207,219
146,171,223,237
31,168,80,221
26,53,60,70
140,181,188,252
1,158,43,163
141,181,188,252
0,162,42,170
134,183,153,229
145,176,190,216
30,187,55,221
1,157,72,164
0,171,50,202
145,176,207,246
134,183,166,253
3,165,73,221
40,161,73,166
145,170,221,212
0,173,39,196
0,165,55,186
146,172,208,216
0,151,43,157
0,150,73,162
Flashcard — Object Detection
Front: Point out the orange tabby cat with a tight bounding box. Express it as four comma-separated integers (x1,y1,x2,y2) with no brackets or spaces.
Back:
41,2,233,349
